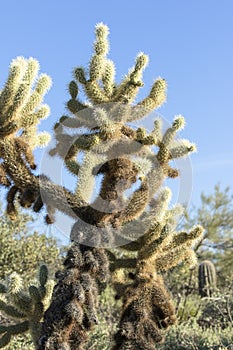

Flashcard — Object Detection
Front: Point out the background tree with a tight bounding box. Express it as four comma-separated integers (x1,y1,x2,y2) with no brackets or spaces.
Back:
0,202,62,282
184,184,233,284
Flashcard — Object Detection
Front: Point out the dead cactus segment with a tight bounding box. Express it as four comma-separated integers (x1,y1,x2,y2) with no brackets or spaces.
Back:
114,273,176,348
38,243,110,349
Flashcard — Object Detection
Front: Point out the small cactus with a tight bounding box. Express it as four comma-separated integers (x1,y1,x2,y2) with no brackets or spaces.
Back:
0,265,55,348
198,260,217,297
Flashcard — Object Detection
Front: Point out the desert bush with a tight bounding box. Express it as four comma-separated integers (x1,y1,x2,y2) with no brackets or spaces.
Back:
158,320,233,350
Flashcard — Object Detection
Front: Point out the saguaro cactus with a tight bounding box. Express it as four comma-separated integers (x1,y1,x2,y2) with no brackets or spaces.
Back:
198,260,217,298
0,23,204,349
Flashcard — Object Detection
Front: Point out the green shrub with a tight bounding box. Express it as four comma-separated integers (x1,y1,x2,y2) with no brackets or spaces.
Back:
158,320,233,350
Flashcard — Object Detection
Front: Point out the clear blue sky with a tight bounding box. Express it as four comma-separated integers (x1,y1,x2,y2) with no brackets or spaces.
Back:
0,0,233,215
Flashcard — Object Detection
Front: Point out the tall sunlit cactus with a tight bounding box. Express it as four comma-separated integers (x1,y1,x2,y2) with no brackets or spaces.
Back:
0,23,203,350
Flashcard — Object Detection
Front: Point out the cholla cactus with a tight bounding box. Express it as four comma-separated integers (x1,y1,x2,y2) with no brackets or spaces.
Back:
110,190,203,349
0,23,203,350
0,265,54,348
0,57,52,221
